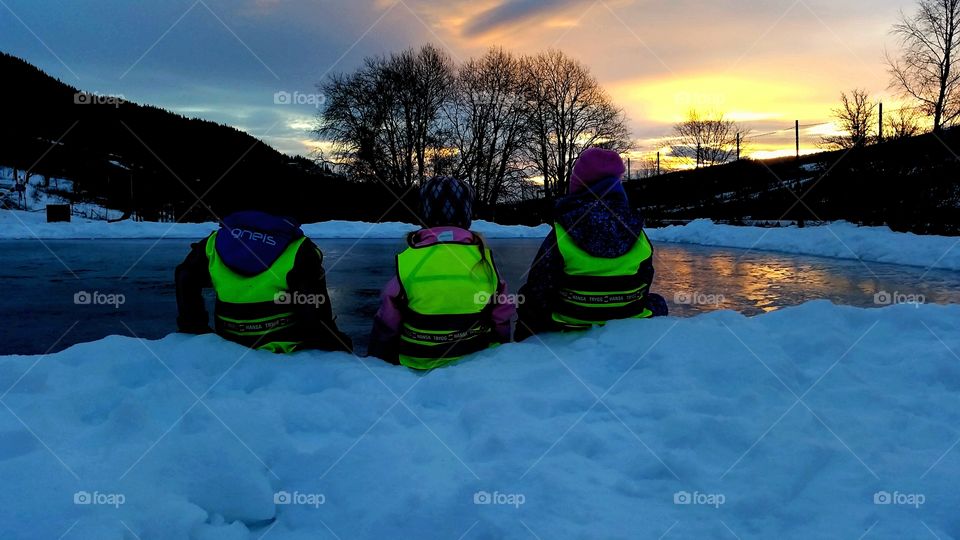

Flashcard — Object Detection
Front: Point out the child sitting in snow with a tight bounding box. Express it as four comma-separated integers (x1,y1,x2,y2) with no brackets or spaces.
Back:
368,177,516,369
176,208,352,353
515,147,667,340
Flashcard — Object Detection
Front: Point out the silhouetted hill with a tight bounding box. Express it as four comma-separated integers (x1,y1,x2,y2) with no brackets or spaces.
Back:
0,52,419,223
497,129,960,235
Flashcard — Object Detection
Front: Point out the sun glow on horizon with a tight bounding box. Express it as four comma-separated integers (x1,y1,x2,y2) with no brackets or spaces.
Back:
610,74,837,127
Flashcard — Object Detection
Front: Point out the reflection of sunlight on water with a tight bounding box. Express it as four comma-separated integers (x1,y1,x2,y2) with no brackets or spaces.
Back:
648,244,954,317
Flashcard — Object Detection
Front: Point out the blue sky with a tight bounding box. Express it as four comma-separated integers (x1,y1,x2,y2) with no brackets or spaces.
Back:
1,0,911,157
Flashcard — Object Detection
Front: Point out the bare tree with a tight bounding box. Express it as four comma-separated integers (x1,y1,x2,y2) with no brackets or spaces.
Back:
887,0,960,131
315,58,391,183
316,44,454,189
822,89,878,149
886,105,925,139
522,50,631,199
629,154,662,179
316,45,633,202
445,47,530,210
10,167,38,210
672,110,742,168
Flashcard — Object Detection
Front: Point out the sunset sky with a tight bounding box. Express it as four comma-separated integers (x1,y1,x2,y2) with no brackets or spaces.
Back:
0,0,914,161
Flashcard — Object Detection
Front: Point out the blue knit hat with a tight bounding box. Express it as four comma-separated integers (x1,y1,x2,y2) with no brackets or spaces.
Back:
420,176,474,229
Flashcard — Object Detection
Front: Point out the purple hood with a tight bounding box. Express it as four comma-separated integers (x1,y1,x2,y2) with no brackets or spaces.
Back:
554,176,645,258
214,211,304,276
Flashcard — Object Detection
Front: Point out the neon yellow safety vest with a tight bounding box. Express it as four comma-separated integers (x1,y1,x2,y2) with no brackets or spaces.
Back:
552,223,654,329
396,235,500,370
205,232,308,353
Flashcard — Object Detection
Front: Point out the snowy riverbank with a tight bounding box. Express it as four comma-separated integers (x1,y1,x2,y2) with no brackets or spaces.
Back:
646,219,960,272
1,301,958,539
3,209,959,271
0,209,551,240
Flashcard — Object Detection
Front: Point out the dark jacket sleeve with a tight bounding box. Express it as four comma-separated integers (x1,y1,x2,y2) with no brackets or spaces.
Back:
515,229,564,341
175,236,214,334
286,239,354,353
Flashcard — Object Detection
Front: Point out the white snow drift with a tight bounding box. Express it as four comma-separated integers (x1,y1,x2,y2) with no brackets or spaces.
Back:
0,209,551,240
647,219,960,271
1,302,958,539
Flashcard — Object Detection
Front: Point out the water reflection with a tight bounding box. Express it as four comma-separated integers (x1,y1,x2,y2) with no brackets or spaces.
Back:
649,244,960,318
0,238,958,355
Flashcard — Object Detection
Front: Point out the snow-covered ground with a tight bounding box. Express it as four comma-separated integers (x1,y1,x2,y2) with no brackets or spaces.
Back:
3,209,959,271
0,209,551,240
1,301,958,539
0,168,124,221
647,219,960,271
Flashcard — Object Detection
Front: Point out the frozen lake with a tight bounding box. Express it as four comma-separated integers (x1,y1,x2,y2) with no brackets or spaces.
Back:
2,238,959,355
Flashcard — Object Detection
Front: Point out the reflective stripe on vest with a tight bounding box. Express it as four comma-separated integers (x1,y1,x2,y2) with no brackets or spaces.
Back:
205,232,307,353
552,222,653,328
396,238,499,370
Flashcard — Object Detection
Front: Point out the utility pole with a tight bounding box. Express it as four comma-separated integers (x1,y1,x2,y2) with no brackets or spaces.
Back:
736,133,741,161
627,157,631,181
878,102,884,143
129,172,135,222
696,143,702,169
656,152,661,176
795,120,800,159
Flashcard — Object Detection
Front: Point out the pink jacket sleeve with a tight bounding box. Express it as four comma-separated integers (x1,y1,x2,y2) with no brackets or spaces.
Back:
490,277,516,343
367,276,404,363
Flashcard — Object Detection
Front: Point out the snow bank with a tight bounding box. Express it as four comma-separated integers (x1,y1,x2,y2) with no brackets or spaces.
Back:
2,302,958,539
4,208,959,272
0,210,551,240
648,219,960,271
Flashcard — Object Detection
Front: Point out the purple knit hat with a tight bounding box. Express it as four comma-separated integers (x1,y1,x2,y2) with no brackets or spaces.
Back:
569,148,626,194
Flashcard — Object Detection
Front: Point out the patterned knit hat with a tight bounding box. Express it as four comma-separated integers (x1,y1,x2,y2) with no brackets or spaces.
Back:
420,176,474,229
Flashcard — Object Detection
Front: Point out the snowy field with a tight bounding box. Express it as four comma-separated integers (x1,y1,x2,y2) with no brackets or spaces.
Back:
1,301,958,539
647,219,960,272
3,209,960,271
0,169,124,221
